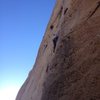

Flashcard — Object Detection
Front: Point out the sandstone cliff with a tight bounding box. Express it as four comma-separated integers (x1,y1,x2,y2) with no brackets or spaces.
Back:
16,0,100,100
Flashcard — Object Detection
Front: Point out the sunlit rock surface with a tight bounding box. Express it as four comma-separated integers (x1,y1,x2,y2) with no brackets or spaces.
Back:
16,0,100,100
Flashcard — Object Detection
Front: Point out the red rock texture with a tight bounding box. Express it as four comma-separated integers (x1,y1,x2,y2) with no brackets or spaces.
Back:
16,0,100,100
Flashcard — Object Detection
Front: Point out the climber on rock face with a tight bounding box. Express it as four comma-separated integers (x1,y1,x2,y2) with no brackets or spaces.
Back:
53,35,59,52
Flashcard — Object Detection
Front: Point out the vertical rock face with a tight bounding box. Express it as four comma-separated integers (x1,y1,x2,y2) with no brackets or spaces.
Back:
16,0,100,100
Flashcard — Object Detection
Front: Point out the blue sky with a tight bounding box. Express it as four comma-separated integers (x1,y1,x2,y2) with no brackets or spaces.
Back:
0,0,56,99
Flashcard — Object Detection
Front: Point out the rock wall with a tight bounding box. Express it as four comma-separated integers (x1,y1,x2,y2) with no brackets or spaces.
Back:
16,0,100,100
